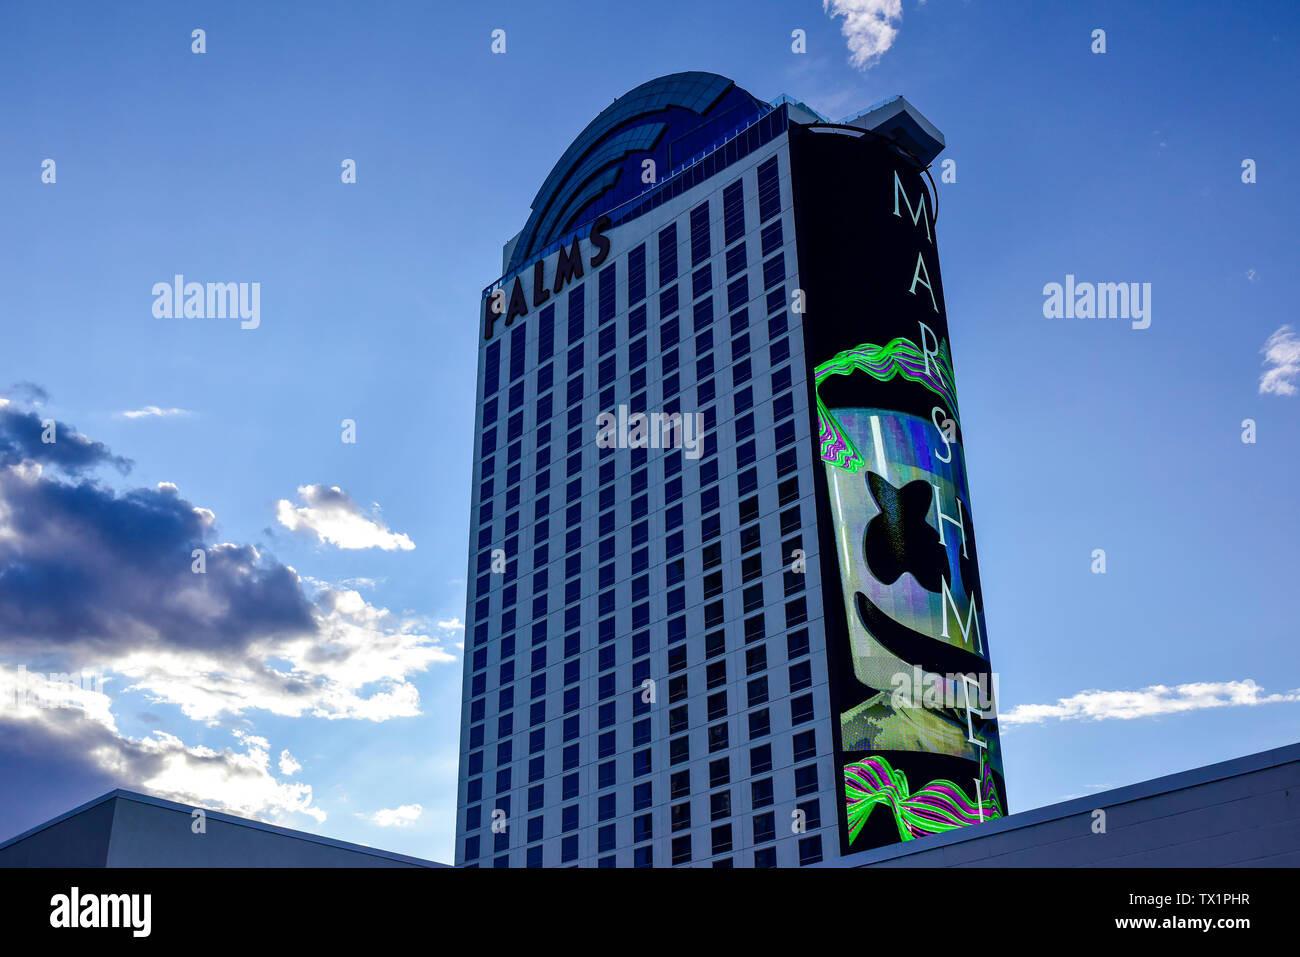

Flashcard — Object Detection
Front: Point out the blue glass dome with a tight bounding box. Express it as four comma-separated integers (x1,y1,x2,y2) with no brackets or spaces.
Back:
506,72,768,274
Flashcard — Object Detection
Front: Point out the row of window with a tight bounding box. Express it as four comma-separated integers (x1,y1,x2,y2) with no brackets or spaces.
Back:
478,295,795,474
464,678,818,789
468,614,815,728
467,734,821,836
478,379,795,537
474,405,803,596
483,281,791,451
464,832,823,868
483,299,793,446
465,770,825,867
470,791,823,864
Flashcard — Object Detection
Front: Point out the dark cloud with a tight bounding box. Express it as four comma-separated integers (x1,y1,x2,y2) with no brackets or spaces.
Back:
0,410,315,659
0,406,131,475
3,382,49,405
0,717,125,842
298,485,351,508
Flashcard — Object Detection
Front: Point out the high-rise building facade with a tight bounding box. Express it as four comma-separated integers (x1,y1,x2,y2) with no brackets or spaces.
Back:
456,72,1004,867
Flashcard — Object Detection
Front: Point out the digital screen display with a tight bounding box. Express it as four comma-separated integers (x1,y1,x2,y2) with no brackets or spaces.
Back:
788,126,1006,855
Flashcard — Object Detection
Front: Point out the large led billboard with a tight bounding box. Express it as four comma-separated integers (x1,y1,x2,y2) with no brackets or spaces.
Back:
788,125,1006,855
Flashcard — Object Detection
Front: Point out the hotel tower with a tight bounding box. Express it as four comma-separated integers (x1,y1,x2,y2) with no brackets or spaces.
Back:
456,72,1004,867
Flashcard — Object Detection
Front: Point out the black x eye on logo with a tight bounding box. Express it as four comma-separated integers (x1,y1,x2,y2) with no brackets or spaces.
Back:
854,471,987,675
862,471,950,592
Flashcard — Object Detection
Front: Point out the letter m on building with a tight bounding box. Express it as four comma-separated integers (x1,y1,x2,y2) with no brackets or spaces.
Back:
893,170,931,243
939,577,982,655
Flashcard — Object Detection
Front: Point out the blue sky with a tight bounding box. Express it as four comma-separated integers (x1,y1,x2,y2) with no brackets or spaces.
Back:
0,0,1296,864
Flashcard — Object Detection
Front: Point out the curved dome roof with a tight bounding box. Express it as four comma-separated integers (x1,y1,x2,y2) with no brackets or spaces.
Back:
506,72,767,274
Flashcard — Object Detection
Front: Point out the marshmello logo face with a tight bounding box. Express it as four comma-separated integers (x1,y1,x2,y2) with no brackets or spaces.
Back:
823,409,989,693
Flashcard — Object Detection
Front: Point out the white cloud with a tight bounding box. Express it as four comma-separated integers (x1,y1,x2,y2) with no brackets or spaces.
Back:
436,618,465,652
141,730,325,823
340,576,379,590
277,485,415,551
1260,325,1300,396
278,749,301,776
361,803,423,828
119,406,190,420
113,586,456,724
823,0,904,70
0,664,325,824
1000,679,1300,726
0,665,116,726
